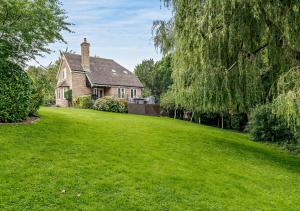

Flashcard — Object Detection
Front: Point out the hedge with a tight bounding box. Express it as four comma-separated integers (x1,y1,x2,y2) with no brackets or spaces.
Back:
0,61,31,122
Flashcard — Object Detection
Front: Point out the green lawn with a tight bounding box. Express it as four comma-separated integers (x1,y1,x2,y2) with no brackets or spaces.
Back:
0,107,299,210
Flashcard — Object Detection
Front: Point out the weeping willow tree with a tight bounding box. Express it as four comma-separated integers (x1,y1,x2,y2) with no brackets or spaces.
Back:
155,0,300,121
273,67,300,131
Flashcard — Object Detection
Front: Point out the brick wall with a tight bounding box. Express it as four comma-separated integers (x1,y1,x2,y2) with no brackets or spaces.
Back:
104,87,142,98
56,99,69,107
56,58,72,107
57,59,72,88
72,72,91,97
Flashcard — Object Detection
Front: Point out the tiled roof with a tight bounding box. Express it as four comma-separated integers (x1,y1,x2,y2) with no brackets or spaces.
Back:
64,53,143,88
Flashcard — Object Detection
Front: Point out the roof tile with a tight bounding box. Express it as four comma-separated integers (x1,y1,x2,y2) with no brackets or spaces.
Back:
64,53,143,87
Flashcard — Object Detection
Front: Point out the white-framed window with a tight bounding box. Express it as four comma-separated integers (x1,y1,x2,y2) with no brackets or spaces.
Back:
62,68,67,80
93,88,104,99
130,89,137,98
118,88,125,98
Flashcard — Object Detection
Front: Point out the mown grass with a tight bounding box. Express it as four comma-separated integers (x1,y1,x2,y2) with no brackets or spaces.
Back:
0,107,299,210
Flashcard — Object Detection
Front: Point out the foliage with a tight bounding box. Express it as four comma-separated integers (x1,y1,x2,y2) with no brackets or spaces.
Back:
156,0,300,116
152,54,173,100
247,104,294,143
72,95,93,109
27,62,58,106
28,81,44,116
135,55,173,101
93,97,128,113
0,107,299,209
272,67,300,131
134,59,155,96
160,89,177,115
0,61,31,122
226,113,248,131
0,0,71,64
141,87,151,98
152,19,174,55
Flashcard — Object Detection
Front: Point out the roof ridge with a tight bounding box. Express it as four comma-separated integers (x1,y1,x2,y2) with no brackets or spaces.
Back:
64,52,113,61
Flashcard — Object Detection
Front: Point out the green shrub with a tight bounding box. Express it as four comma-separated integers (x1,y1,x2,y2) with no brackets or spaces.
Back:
72,95,93,109
118,99,128,113
0,61,31,122
28,82,44,116
93,97,128,113
247,104,293,143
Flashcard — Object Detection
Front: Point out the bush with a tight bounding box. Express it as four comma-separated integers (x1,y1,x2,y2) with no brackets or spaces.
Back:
247,104,293,143
28,82,44,116
93,97,128,113
72,95,93,109
0,61,31,122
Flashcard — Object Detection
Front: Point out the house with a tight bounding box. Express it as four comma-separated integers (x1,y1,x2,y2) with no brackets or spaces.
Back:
56,38,143,107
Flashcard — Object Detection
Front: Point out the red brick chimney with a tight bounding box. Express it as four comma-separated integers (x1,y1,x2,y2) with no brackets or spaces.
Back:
81,38,90,71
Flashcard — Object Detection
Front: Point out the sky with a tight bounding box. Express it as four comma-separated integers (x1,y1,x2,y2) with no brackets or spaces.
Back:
30,0,171,71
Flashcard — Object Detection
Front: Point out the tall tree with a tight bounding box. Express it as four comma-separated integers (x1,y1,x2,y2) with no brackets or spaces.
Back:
135,55,173,100
0,0,71,64
27,61,59,105
155,0,300,117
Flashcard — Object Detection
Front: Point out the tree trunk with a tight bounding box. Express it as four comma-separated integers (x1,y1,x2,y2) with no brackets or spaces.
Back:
190,111,194,122
221,115,224,129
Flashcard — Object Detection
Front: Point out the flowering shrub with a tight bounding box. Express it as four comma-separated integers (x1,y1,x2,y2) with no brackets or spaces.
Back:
93,97,128,113
72,95,93,109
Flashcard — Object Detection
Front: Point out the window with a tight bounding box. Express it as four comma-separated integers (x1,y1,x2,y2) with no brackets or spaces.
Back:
63,87,69,99
57,88,61,99
62,68,67,80
130,89,137,98
118,88,125,98
93,88,97,96
93,88,104,99
60,88,62,99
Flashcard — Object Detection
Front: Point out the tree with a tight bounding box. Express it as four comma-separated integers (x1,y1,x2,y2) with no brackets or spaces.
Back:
134,59,155,90
134,55,173,101
272,67,300,132
155,0,300,117
152,54,173,99
27,61,59,105
152,19,174,55
0,0,71,64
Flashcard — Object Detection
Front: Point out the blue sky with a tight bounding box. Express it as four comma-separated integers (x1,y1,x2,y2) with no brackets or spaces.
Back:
31,0,171,71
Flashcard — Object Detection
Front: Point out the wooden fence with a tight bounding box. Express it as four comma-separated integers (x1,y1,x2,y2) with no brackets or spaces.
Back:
128,104,160,116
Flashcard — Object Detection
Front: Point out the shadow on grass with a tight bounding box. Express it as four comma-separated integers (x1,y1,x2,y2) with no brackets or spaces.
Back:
211,136,300,174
